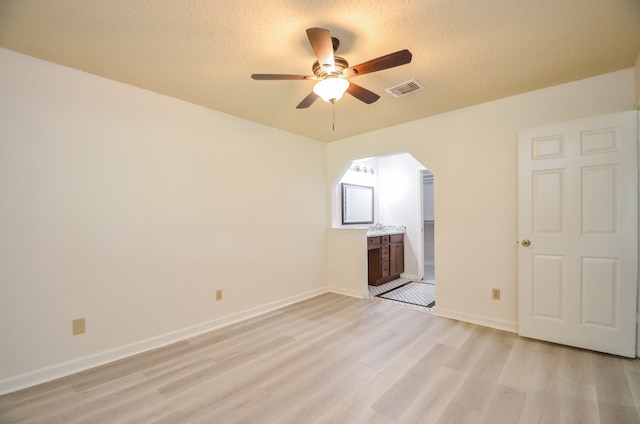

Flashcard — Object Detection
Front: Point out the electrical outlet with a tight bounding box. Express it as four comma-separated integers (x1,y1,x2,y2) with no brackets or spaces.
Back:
216,289,222,301
72,318,86,335
492,288,501,300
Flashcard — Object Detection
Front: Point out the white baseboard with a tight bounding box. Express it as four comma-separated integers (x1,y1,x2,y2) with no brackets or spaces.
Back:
0,287,327,396
328,286,365,299
434,307,518,334
400,273,419,280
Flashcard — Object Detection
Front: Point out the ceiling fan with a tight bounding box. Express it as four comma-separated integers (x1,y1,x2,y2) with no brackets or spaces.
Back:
251,27,412,109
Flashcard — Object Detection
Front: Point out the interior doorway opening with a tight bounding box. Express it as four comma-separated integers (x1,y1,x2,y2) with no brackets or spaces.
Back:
333,152,436,312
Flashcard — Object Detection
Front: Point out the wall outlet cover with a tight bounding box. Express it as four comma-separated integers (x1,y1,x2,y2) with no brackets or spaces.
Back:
72,318,86,335
492,289,501,300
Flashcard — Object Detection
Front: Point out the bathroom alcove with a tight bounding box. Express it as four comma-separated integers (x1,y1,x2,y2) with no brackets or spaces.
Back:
332,152,433,282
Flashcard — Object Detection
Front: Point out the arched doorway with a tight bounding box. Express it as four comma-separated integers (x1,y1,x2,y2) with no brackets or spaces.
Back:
334,152,436,311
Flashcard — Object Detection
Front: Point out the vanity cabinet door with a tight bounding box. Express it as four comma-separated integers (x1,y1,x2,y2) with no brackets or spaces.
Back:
368,248,382,285
390,239,404,277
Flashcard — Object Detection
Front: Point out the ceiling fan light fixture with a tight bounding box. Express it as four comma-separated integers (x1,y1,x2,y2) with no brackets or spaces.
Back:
313,77,350,103
252,27,412,109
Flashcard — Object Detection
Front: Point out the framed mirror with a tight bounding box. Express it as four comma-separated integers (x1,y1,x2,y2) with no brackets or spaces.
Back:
342,183,374,225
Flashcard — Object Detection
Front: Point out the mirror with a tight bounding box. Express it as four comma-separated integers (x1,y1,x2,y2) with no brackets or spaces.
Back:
342,183,374,225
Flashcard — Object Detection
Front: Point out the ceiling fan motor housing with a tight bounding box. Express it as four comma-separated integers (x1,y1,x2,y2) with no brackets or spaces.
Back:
312,56,350,79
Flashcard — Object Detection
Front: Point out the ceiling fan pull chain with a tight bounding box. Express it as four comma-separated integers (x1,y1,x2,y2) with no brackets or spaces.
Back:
332,101,336,131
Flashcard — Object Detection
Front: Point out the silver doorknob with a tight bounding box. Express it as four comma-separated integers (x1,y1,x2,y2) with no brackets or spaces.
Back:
521,239,531,247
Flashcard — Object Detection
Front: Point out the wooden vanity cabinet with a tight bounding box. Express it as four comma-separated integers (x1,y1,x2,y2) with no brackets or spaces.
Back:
388,234,404,282
368,233,404,286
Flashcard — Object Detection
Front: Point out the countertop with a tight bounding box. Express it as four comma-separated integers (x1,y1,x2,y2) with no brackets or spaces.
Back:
366,224,406,237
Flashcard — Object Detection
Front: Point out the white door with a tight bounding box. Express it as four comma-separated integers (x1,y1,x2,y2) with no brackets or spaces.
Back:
518,111,638,358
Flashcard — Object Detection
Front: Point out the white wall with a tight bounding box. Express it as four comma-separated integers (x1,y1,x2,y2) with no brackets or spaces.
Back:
327,228,368,299
0,48,328,392
378,154,425,279
327,68,637,331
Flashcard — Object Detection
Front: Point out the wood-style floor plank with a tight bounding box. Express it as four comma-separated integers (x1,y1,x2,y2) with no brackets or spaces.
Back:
1,293,639,423
371,343,454,420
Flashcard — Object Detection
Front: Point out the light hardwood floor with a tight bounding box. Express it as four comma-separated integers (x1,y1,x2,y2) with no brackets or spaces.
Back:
2,293,640,423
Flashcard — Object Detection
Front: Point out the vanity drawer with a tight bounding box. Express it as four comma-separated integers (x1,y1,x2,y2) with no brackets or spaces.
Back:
367,237,381,250
381,261,390,277
381,246,389,260
381,235,390,245
390,234,404,244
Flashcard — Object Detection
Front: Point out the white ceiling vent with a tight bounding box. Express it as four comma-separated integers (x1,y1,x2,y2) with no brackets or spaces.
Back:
385,79,424,98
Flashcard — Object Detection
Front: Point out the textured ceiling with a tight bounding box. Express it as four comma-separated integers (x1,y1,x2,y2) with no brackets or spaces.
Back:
1,0,639,142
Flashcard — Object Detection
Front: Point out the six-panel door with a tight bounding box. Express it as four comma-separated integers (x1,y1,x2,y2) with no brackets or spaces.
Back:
518,111,638,357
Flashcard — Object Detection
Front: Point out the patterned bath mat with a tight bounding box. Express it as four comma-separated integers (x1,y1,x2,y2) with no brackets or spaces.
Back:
375,280,435,308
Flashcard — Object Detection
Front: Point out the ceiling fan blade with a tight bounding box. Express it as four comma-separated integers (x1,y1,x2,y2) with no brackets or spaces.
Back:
296,92,319,109
306,27,335,71
251,74,313,80
346,83,380,104
346,49,412,77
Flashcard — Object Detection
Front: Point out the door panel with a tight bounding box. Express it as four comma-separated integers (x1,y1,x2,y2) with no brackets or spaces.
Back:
582,165,617,234
532,254,565,319
518,111,637,357
532,170,564,233
581,257,618,327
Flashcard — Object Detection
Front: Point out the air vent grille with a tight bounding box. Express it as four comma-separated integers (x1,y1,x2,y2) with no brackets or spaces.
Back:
385,79,424,98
